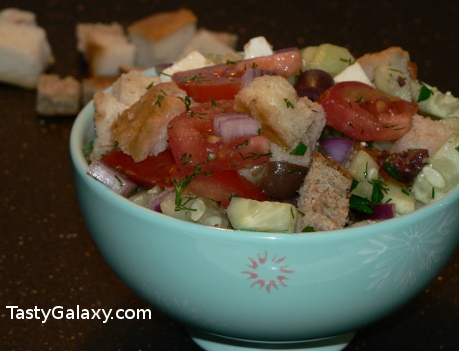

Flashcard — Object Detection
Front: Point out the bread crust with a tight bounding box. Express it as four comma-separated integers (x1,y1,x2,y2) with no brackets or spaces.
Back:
128,8,197,41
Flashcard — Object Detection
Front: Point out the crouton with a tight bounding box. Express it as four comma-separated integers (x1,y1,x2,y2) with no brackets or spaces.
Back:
178,28,238,59
81,76,118,106
111,82,187,162
235,75,326,166
0,8,36,26
0,21,53,89
296,152,352,232
76,22,136,77
128,9,197,67
90,71,159,161
388,113,458,157
36,74,81,116
357,47,410,82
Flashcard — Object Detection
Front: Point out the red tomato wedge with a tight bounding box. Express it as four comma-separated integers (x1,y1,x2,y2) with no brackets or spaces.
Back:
167,100,271,173
101,148,176,188
172,48,303,102
320,81,418,141
171,170,268,208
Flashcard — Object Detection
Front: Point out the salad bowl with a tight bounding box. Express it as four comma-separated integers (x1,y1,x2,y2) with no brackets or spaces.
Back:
70,89,459,351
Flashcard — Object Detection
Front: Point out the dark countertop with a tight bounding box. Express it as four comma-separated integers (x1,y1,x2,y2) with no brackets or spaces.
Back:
1,1,458,350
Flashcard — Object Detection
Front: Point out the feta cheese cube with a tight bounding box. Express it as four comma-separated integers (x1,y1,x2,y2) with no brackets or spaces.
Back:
333,62,374,87
243,36,273,59
159,51,214,82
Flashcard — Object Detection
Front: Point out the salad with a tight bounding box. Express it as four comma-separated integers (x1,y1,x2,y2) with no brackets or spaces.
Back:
86,37,459,233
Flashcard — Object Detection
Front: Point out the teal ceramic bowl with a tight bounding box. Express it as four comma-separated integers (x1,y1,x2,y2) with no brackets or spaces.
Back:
70,99,459,351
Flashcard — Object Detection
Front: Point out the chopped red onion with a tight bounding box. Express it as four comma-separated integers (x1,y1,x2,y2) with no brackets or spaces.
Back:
360,203,396,220
87,160,137,197
320,137,354,164
150,188,174,212
275,47,299,53
155,62,173,73
241,68,277,88
213,113,262,141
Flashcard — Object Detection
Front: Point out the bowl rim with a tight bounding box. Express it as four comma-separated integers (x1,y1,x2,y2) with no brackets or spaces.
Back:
69,75,459,242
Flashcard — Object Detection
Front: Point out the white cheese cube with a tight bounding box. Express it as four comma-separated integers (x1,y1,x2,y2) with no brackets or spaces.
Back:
243,36,273,59
333,62,374,87
159,51,214,82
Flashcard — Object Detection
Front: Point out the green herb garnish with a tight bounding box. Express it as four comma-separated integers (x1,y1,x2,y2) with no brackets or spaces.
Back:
383,162,403,181
302,226,315,232
284,98,294,109
349,195,373,214
172,167,201,211
417,84,433,102
289,142,307,156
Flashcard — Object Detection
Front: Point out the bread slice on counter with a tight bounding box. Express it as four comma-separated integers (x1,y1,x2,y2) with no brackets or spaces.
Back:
36,74,81,116
296,152,352,232
178,28,238,59
0,17,54,89
0,7,36,26
128,8,197,68
76,22,136,77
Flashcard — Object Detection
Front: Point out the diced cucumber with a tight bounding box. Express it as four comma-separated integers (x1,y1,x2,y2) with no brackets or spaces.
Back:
351,180,373,200
412,133,459,204
381,181,416,215
227,197,298,233
300,46,318,70
306,43,355,77
129,186,163,208
374,64,412,101
348,150,380,182
410,81,459,119
160,193,230,228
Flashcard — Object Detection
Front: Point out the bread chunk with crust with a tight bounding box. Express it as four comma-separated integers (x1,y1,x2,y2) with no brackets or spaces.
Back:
111,82,187,162
235,75,326,166
36,74,81,116
90,71,159,161
357,46,411,82
296,152,352,232
388,113,458,157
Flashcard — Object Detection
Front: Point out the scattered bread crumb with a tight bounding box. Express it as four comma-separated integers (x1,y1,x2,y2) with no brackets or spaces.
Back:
36,74,81,116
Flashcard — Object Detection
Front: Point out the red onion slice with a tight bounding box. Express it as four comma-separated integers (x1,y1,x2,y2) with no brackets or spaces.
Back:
213,113,262,141
87,160,137,197
150,188,174,212
320,137,354,164
241,68,277,88
359,203,396,220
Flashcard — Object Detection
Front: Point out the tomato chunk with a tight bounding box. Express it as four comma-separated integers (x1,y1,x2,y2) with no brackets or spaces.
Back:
167,100,271,173
171,170,268,208
172,48,303,102
101,148,176,188
320,81,418,141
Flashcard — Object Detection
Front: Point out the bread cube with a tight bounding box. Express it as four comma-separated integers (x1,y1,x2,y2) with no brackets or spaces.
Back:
36,74,81,116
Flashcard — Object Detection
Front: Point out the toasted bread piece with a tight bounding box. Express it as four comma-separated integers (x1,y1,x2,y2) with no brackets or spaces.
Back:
178,28,238,59
36,74,81,116
76,22,135,77
81,76,118,106
0,22,53,89
128,9,197,67
111,82,187,162
357,46,410,82
90,71,159,161
0,8,36,26
235,75,326,166
296,152,352,232
388,113,458,157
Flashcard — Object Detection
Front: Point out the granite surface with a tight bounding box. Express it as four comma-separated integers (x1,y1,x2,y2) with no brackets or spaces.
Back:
1,0,458,350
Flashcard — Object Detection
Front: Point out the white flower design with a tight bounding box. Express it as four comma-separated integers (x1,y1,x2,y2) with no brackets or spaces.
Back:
358,208,456,293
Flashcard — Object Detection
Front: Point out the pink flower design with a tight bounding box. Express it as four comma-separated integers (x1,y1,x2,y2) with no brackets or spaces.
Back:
242,250,294,293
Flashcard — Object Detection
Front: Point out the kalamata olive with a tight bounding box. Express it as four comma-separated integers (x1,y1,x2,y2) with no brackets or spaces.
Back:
294,69,334,101
258,162,308,199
